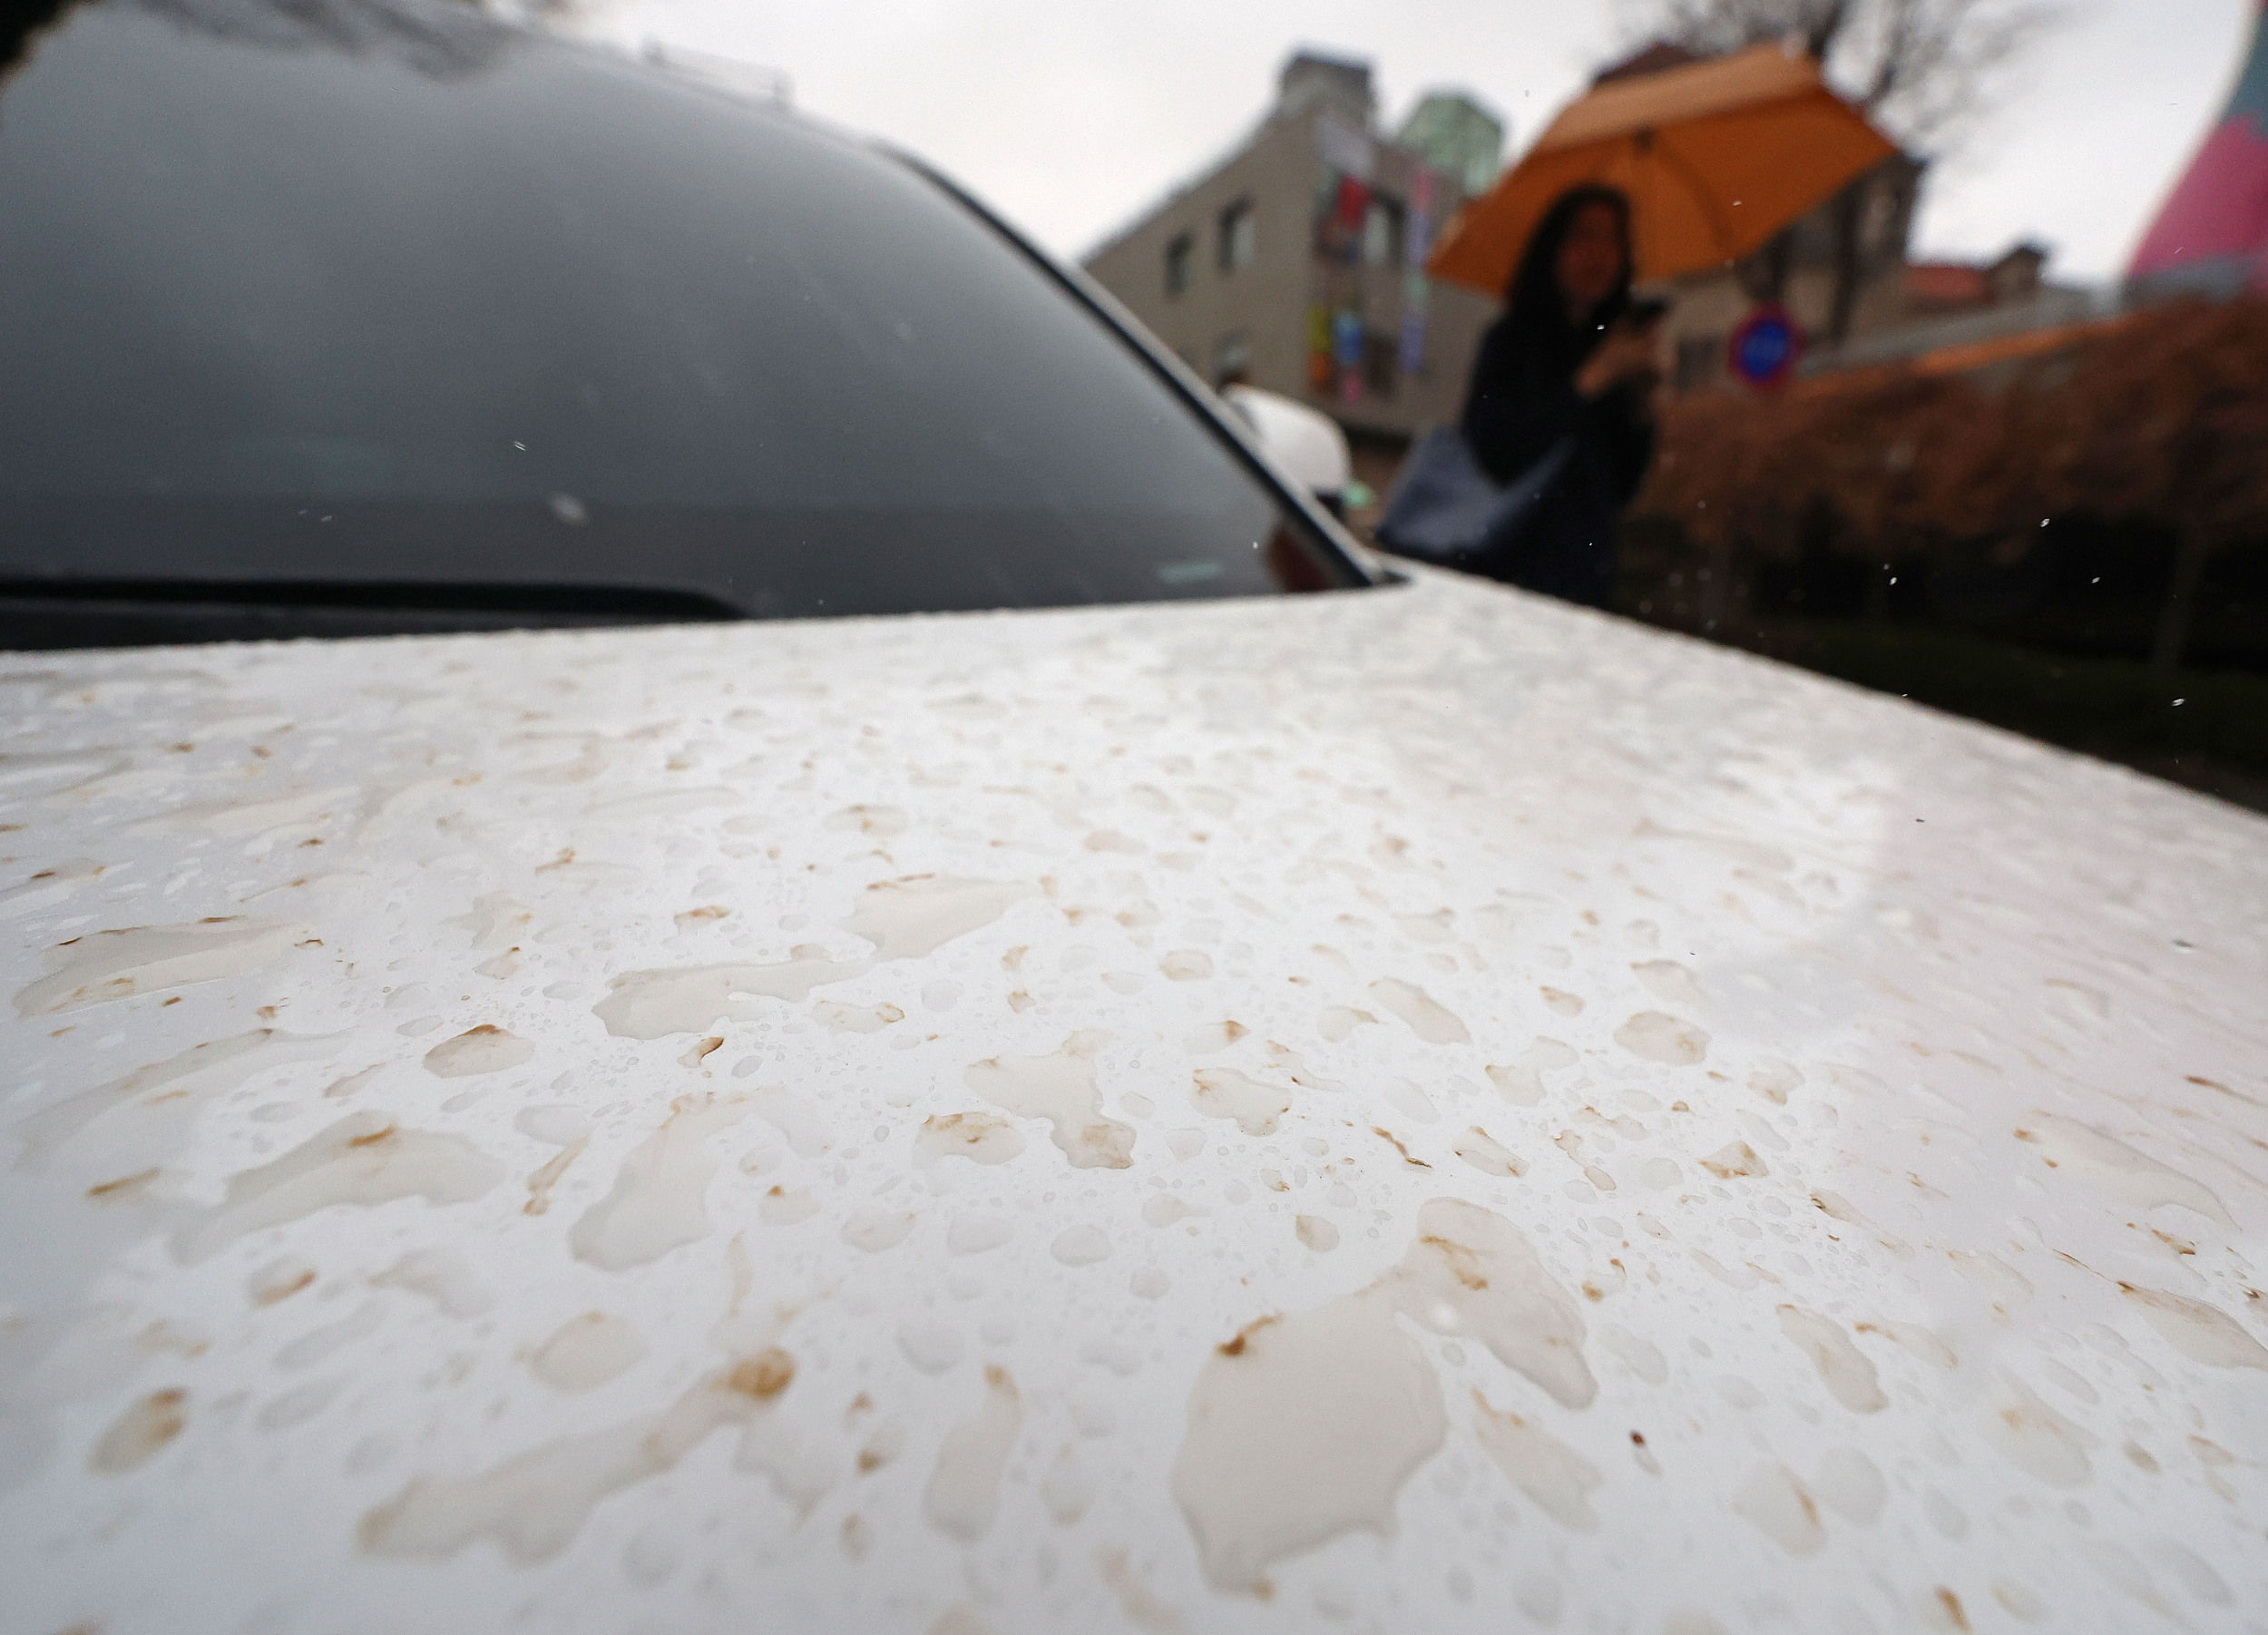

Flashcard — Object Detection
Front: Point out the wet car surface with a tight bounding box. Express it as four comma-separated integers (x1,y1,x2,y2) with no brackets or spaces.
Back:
5,571,2265,1632
6,0,2268,1629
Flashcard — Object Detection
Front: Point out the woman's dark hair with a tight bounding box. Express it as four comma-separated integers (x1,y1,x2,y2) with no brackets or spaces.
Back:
4,0,78,82
1503,183,1634,345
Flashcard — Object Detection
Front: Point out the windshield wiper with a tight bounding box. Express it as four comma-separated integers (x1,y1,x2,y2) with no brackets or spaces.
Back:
0,578,741,651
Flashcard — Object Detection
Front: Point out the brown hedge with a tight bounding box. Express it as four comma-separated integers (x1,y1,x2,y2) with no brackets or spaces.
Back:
1634,297,2268,561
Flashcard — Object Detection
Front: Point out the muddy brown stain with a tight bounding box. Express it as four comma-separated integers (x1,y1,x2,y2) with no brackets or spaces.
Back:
727,1349,795,1401
1370,1127,1430,1168
89,1388,187,1473
1422,1235,1488,1291
1218,1315,1279,1356
523,1136,587,1216
254,1268,316,1305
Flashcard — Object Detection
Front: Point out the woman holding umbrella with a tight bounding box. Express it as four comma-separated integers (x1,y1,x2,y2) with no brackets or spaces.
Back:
1419,43,1901,606
1457,184,1664,608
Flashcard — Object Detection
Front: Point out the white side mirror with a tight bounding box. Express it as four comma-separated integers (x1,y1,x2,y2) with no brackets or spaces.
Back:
1222,384,1352,514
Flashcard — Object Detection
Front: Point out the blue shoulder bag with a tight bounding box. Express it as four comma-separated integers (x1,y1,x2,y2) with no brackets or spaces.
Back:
1374,426,1574,569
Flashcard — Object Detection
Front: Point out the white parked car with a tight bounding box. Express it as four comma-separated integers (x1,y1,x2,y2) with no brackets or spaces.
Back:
1222,385,1356,516
4,3,2264,1633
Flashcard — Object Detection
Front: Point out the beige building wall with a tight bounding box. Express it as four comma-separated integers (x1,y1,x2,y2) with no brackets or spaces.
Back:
1084,103,1503,442
1085,115,1315,397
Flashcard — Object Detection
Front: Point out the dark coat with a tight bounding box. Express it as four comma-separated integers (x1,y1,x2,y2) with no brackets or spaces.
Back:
1457,311,1655,609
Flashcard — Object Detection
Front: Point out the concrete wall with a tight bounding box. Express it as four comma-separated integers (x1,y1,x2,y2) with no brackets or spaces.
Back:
1085,115,1319,401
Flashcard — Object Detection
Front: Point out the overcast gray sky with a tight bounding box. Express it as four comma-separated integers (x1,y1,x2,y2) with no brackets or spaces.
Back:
592,0,2256,282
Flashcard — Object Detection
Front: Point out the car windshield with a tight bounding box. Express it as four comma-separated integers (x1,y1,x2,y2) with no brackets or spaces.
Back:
0,0,1364,642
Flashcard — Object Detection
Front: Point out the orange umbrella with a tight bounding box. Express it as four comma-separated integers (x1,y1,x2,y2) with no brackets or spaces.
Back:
1427,44,1899,294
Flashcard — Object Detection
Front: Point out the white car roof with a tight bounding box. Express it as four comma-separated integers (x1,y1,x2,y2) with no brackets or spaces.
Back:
4,571,2264,1633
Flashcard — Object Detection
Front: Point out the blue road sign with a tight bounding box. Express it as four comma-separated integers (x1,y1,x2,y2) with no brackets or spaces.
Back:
1728,304,1800,388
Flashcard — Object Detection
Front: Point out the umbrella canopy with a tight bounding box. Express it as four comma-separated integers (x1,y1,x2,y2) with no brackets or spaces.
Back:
1428,43,1899,295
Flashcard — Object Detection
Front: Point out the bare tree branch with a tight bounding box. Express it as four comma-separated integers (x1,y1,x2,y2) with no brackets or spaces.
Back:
1616,0,2060,152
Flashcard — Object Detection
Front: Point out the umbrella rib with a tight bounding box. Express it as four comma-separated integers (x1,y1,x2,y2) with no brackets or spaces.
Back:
1647,132,1745,264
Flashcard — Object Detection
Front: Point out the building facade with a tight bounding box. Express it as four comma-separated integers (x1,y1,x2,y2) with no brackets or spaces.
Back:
1091,43,2068,440
1083,54,1505,448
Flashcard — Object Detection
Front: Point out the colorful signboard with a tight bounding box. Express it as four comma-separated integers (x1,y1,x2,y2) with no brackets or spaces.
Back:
2127,0,2268,294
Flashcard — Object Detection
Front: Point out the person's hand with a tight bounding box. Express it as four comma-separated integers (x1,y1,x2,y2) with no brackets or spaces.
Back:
1575,319,1663,400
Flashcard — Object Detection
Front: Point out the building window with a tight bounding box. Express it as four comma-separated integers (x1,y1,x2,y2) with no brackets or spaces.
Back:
1212,332,1251,388
1164,232,1193,299
1315,174,1367,263
1363,197,1404,269
1363,328,1397,398
1860,185,1901,258
1218,199,1256,273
